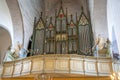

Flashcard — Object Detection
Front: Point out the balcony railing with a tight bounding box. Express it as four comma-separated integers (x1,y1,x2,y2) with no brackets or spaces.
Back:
0,54,114,77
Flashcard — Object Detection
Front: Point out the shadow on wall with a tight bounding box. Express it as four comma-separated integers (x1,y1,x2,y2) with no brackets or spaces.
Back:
112,27,120,60
0,27,11,64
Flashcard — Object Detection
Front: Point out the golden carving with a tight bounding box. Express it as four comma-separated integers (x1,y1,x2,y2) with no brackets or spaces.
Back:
56,34,67,41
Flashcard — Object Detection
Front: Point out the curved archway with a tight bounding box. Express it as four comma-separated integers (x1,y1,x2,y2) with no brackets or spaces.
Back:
6,0,24,46
0,27,11,64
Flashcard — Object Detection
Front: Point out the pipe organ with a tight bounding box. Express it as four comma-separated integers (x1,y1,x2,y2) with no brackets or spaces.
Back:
31,2,93,56
1,1,120,80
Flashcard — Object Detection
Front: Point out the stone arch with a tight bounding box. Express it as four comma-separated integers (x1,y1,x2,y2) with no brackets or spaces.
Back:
0,27,12,64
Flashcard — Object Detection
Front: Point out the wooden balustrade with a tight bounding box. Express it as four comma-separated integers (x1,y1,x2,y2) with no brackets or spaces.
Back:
0,54,114,78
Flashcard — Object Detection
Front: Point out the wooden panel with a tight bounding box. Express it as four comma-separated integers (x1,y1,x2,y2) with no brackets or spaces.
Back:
84,60,97,75
98,62,112,76
85,62,97,72
44,59,55,73
13,61,22,76
2,62,14,77
70,59,84,74
21,60,31,75
31,58,43,73
55,59,69,73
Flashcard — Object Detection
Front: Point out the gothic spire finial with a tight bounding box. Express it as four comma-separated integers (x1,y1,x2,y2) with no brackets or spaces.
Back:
76,12,78,23
71,14,73,20
61,0,63,7
40,12,43,17
66,8,68,15
34,17,36,27
81,6,83,12
50,16,52,22
55,9,57,17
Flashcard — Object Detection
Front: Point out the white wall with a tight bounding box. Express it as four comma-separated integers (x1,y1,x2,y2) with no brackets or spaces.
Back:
0,0,13,63
0,0,13,44
0,28,11,63
107,0,120,53
88,0,95,38
88,0,108,39
18,0,44,49
6,0,24,46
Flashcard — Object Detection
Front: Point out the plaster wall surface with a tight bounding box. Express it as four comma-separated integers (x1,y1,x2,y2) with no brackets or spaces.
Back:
0,0,13,63
0,28,11,64
88,0,108,39
6,0,24,47
107,0,120,53
0,0,13,44
18,0,44,49
93,0,108,38
44,0,88,21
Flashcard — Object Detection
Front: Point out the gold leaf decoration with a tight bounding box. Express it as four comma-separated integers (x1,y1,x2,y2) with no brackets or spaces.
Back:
79,14,89,26
36,20,44,30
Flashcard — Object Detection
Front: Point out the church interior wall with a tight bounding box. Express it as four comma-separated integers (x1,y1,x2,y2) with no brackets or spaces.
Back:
44,0,88,17
18,0,45,49
0,27,11,64
0,0,13,64
88,0,108,39
0,0,13,45
0,0,46,64
0,0,120,79
107,0,120,54
0,0,120,63
6,0,24,47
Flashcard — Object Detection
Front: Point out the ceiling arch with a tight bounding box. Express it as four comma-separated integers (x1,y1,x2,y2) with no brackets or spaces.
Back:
6,0,24,46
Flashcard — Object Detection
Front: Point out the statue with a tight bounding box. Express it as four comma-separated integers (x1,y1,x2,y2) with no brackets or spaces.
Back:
13,42,28,59
4,46,15,61
92,36,111,57
18,44,27,59
4,42,28,61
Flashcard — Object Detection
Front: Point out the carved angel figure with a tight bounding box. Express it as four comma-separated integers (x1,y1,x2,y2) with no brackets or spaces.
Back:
92,36,110,56
18,44,27,59
4,46,15,61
